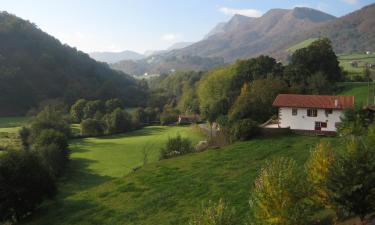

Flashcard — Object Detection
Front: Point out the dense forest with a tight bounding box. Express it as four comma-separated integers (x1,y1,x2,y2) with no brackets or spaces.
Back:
0,12,147,116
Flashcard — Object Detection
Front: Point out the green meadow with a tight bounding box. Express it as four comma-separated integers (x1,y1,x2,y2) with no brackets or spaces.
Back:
23,134,337,225
338,82,375,106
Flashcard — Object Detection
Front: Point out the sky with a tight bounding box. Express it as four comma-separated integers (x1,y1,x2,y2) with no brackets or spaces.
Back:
0,0,373,54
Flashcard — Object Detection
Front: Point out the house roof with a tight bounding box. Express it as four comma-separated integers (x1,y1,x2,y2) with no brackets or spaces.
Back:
273,94,355,109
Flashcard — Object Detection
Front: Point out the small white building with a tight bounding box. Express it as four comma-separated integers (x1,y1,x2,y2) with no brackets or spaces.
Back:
272,94,355,133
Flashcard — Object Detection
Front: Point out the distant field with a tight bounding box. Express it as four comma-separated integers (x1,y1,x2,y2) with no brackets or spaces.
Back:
0,117,29,149
338,53,375,76
24,134,338,225
338,82,374,106
0,116,29,128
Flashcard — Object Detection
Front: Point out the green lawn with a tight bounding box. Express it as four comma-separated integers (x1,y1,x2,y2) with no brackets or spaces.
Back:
23,134,337,225
338,82,374,106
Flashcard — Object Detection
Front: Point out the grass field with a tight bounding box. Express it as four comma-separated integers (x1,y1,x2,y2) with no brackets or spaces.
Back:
23,134,337,225
338,82,375,106
338,53,375,76
0,117,29,149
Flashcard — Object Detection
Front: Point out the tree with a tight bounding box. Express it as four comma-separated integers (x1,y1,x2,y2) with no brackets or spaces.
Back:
83,100,105,119
0,149,56,222
103,108,132,134
305,141,336,208
249,157,314,225
70,99,87,123
105,98,123,113
327,131,375,224
229,78,288,123
81,118,105,136
160,105,179,125
289,38,343,83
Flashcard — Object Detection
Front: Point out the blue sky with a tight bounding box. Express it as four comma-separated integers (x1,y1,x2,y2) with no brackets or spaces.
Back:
0,0,373,53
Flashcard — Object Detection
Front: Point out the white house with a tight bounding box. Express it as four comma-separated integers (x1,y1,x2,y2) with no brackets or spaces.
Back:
272,94,355,133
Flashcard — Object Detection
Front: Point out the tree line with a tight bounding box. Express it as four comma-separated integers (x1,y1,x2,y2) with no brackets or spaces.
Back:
0,106,71,223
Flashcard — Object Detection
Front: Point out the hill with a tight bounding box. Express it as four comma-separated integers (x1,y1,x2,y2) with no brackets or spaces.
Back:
0,12,146,116
89,50,145,64
22,133,336,225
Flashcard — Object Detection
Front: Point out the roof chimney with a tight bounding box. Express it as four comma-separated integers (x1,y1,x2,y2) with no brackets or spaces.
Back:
334,99,338,108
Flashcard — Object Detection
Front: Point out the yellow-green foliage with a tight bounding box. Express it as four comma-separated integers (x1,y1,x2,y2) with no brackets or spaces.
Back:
198,65,236,113
250,157,313,225
305,141,335,206
189,199,239,225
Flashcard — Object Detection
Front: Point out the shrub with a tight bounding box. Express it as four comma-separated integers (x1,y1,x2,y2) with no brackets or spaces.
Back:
189,199,239,225
0,149,56,223
81,119,105,136
231,119,260,141
327,134,375,223
249,157,314,225
160,134,194,159
19,126,30,149
160,106,179,125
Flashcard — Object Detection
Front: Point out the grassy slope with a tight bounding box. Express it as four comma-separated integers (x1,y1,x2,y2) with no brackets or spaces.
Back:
338,82,374,106
24,134,337,225
287,38,319,53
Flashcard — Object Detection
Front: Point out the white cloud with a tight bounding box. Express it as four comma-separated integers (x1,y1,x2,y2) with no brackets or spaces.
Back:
341,0,358,4
219,7,263,17
161,33,181,42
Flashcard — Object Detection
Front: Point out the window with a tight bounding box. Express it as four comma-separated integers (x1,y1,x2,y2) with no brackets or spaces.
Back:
307,109,318,117
325,109,333,116
292,108,298,116
321,122,327,128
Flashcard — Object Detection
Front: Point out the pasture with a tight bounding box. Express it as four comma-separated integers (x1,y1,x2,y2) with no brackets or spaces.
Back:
338,53,375,76
23,134,338,225
338,82,374,106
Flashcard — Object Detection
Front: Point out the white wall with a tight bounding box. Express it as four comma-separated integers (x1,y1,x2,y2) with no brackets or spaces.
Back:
279,107,343,132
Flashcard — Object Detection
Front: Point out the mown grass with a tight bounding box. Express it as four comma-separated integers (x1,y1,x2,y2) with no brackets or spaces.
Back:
23,134,338,225
0,117,29,149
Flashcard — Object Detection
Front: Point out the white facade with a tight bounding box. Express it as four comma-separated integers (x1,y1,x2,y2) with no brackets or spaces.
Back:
278,107,344,132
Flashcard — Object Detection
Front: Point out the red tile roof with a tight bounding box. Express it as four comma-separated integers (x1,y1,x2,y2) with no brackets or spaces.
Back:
273,94,355,109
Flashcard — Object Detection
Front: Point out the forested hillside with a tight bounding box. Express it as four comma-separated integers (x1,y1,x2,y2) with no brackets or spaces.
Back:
0,12,147,116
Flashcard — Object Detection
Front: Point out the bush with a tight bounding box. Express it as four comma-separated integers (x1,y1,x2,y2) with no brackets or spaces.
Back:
249,157,314,225
189,199,239,225
0,149,56,223
231,119,260,141
160,106,179,125
81,119,105,136
160,134,194,159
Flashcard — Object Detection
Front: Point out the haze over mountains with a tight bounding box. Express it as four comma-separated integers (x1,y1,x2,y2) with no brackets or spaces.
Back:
111,4,375,76
89,42,194,64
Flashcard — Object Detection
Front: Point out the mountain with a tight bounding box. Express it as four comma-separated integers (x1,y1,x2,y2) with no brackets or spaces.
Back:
112,7,336,75
306,3,375,54
175,7,336,62
0,12,146,116
167,42,194,50
89,50,145,64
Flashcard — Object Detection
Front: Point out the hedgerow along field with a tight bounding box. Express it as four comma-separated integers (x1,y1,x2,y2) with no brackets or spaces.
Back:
23,134,339,225
0,116,29,149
